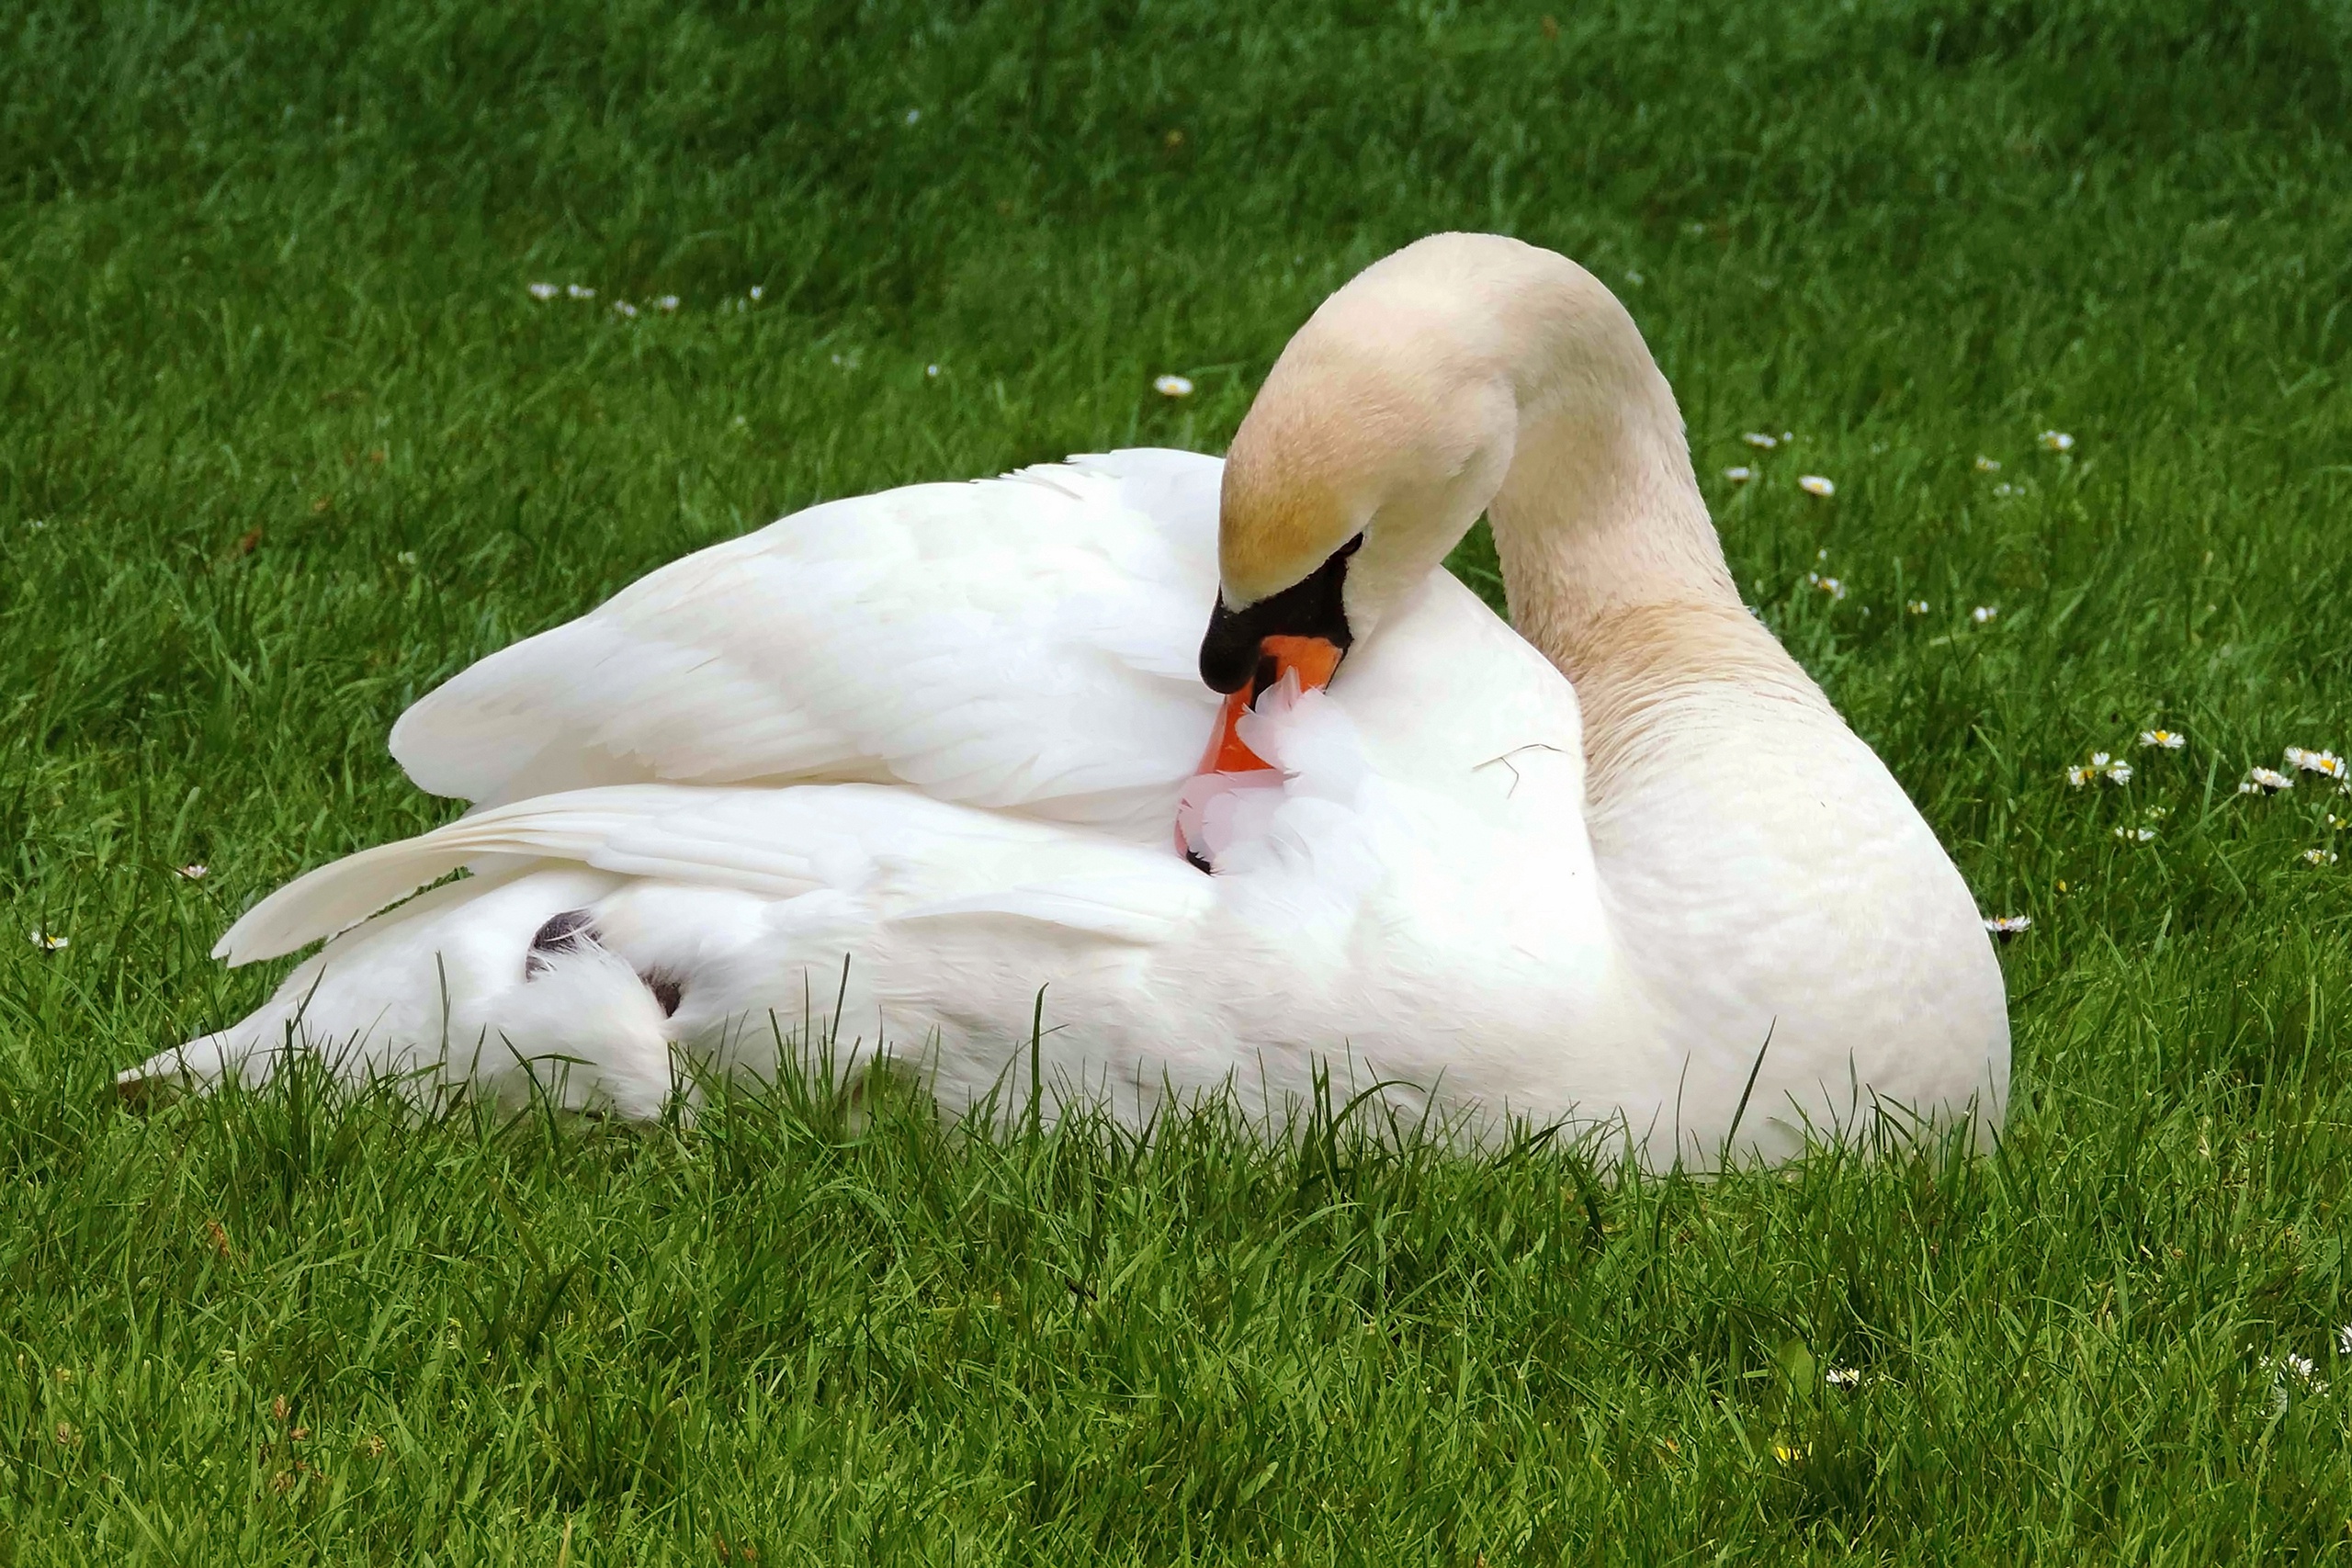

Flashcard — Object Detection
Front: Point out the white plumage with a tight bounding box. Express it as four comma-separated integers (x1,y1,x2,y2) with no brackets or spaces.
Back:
135,235,2009,1166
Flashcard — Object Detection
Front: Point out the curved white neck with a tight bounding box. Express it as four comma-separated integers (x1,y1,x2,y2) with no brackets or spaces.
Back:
1472,278,1827,805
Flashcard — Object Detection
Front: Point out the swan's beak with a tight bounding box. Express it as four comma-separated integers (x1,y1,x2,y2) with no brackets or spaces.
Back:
1197,634,1345,774
1179,633,1344,871
1183,536,1360,868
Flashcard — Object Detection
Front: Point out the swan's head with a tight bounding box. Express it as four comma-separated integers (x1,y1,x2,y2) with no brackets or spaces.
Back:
1194,237,1536,780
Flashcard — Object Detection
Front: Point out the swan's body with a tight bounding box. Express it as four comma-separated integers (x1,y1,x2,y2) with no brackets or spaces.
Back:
135,235,2008,1165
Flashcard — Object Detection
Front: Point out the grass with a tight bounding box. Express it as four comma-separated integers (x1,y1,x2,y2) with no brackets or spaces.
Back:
3,0,2351,1558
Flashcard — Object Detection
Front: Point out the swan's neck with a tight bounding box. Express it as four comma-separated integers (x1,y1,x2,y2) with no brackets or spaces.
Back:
1483,339,1826,807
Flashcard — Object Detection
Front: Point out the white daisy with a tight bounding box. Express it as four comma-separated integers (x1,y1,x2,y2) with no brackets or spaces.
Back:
1905,599,1929,614
1971,605,1998,624
1798,475,1835,497
2065,764,2091,787
749,286,763,302
2337,1325,2352,1357
1973,456,2000,472
28,931,67,952
1984,915,2031,939
904,108,921,125
1724,465,1753,482
2105,760,2133,784
175,863,208,880
1742,432,1779,449
2285,747,2346,779
526,282,558,300
2139,729,2186,750
2039,430,2075,452
1806,572,1846,600
1825,1366,1862,1386
2240,767,2294,795
2303,849,2338,866
565,284,594,299
611,299,637,318
654,295,680,312
1992,481,2018,497
924,363,940,378
1153,374,1194,398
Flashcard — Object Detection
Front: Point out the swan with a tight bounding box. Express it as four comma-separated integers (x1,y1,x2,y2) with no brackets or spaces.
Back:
129,232,2008,1165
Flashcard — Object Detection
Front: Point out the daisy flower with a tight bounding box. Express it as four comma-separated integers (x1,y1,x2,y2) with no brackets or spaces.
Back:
1984,915,2031,939
1992,481,2018,498
526,282,558,300
2303,849,2339,866
654,295,680,312
1153,374,1194,398
1798,475,1835,497
2139,729,2186,750
1971,605,1998,624
924,363,941,378
1825,1366,1862,1386
2074,751,2131,786
1723,465,1753,482
749,286,764,302
565,284,594,300
2039,430,2075,452
2240,767,2294,795
1905,599,1930,614
2285,747,2346,780
1973,456,2001,472
1742,432,1779,449
28,931,67,952
1805,571,1846,600
610,299,637,319
175,863,209,880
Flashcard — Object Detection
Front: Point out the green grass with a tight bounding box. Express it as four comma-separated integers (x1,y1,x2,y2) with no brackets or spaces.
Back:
4,0,2352,1559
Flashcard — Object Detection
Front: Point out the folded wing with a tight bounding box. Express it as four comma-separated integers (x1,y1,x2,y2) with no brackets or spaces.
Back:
215,782,1215,967
389,451,1225,841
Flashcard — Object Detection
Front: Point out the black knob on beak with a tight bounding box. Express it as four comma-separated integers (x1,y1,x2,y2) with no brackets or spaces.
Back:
1197,534,1362,694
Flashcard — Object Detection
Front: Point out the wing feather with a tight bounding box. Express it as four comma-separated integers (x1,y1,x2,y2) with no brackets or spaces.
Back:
216,784,1210,966
389,451,1225,840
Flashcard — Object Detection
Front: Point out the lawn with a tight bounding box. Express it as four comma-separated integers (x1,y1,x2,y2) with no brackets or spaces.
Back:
4,0,2352,1560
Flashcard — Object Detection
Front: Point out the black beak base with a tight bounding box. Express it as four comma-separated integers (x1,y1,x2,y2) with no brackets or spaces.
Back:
1198,535,1362,694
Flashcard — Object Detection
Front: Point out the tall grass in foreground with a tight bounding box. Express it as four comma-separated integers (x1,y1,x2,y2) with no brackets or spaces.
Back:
2,0,2350,1558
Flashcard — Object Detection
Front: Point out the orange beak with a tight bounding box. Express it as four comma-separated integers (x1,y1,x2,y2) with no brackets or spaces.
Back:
1196,633,1346,775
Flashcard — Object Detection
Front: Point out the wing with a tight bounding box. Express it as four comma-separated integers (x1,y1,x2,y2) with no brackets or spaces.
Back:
214,782,1214,966
389,450,1225,841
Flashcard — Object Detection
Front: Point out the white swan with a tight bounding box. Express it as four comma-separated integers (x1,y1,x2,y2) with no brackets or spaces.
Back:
130,233,2007,1165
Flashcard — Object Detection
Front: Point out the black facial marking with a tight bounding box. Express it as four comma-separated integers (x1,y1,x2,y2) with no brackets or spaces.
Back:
524,908,598,978
1198,533,1362,694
